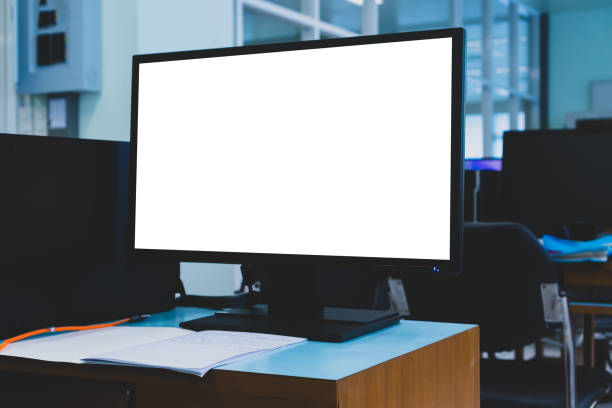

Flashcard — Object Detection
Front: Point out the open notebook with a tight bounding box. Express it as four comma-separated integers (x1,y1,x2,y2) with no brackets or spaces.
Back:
1,327,305,377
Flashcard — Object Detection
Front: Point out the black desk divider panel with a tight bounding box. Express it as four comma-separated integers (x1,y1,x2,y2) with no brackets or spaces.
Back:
502,129,612,238
0,134,178,338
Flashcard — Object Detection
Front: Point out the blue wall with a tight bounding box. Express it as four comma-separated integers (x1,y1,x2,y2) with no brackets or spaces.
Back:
79,0,138,142
78,0,238,296
79,0,234,142
549,6,612,128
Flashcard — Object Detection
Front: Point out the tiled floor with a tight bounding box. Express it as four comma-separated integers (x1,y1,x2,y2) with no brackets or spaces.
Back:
492,337,612,406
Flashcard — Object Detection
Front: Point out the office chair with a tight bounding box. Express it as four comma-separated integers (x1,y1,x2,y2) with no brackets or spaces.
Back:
402,222,611,408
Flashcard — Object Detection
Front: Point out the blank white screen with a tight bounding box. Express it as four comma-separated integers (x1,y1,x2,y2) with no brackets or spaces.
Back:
135,37,453,260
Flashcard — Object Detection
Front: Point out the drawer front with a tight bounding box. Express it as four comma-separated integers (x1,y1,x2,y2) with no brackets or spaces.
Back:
0,370,135,408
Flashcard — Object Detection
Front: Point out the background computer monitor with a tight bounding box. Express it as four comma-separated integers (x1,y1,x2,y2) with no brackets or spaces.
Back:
129,29,465,340
502,129,612,236
464,158,502,222
464,158,502,172
576,118,612,132
0,134,177,338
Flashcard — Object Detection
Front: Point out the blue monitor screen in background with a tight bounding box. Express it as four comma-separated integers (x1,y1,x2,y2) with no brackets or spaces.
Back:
464,158,502,172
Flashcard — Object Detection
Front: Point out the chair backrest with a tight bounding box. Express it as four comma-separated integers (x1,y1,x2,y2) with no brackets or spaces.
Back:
403,222,558,353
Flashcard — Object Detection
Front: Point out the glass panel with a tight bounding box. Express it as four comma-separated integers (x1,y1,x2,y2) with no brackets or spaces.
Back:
266,0,302,11
492,21,509,87
465,0,482,100
379,0,450,34
491,139,503,158
493,85,510,101
465,20,482,118
518,16,530,94
465,22,482,60
466,32,482,80
463,0,482,22
518,110,526,131
492,0,509,88
320,0,361,33
466,77,483,104
243,9,301,45
465,113,484,159
522,99,539,129
492,111,508,158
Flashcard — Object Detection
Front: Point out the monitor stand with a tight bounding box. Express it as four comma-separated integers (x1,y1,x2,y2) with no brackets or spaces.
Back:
179,264,400,342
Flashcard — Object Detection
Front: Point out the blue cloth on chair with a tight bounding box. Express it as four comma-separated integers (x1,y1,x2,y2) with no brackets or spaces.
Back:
541,235,612,262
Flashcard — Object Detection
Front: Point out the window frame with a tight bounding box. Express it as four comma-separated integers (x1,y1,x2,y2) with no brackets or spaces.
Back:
235,0,540,158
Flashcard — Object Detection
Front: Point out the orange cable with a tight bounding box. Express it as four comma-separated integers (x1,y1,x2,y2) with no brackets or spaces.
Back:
0,318,131,352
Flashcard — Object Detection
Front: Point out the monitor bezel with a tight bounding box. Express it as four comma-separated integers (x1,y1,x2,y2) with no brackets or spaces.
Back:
129,28,465,273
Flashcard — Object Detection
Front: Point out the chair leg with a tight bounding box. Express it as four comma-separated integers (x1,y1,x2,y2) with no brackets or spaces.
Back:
561,296,577,408
584,314,596,368
535,339,544,359
591,383,612,408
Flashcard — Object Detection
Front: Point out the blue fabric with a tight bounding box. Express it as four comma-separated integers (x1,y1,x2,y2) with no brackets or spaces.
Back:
541,235,612,262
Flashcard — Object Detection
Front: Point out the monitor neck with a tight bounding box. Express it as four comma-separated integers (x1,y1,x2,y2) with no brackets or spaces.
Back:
258,264,325,321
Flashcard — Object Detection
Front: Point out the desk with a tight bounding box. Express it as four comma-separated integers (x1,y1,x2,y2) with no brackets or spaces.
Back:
559,262,612,368
0,307,479,408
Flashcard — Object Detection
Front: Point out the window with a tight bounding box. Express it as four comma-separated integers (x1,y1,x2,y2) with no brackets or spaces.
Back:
236,0,540,159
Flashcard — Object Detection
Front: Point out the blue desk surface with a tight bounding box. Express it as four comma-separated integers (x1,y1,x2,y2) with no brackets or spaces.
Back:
570,301,612,308
131,307,476,381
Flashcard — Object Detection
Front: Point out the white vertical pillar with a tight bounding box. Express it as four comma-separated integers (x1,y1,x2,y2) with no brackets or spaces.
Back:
451,0,463,27
529,13,540,129
509,0,519,130
18,95,34,135
301,0,320,40
481,0,494,157
0,0,19,133
362,0,378,35
0,0,17,133
0,0,6,132
235,0,244,46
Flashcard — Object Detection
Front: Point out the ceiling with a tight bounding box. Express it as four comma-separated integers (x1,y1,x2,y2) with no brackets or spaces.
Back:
520,0,612,13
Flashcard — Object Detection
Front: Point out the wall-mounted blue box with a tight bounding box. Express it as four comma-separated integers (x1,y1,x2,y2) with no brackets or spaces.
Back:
17,0,101,94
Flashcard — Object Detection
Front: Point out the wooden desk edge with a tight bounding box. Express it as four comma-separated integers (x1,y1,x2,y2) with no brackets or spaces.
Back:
570,303,612,316
0,356,337,405
559,263,612,287
337,326,480,408
0,326,480,408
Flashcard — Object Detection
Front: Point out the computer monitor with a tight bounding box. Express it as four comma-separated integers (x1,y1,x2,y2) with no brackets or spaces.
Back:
502,129,612,237
464,159,502,222
464,158,502,172
576,118,612,132
130,29,465,341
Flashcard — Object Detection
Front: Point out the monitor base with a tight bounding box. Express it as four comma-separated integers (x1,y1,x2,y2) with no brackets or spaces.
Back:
180,304,399,342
